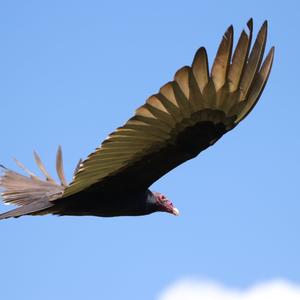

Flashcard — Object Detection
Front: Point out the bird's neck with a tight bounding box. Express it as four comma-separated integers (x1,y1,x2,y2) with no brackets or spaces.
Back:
145,190,159,214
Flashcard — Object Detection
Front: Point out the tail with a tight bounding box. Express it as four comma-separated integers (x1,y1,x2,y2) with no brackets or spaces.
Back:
0,199,55,220
0,146,72,220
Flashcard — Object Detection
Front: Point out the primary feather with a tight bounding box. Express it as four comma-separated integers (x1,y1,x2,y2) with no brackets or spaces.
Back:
0,20,274,220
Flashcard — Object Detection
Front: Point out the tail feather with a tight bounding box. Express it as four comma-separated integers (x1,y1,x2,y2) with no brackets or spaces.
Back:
0,199,54,220
0,146,68,220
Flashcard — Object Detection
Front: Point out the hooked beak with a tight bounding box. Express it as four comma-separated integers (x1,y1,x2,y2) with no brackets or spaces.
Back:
171,207,180,216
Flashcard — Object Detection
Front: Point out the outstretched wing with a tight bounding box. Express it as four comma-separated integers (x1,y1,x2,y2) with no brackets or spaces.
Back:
0,146,84,219
0,146,67,206
62,19,274,198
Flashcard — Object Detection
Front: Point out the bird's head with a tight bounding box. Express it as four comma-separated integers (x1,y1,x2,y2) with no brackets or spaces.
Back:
153,192,179,216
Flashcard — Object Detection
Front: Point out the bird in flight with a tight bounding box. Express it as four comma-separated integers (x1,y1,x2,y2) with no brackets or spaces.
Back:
0,19,274,220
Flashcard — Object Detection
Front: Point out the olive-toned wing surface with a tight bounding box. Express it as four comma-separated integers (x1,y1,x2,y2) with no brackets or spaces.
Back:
62,20,274,198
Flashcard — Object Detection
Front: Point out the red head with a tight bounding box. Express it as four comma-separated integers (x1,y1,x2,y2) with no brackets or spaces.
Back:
153,192,179,216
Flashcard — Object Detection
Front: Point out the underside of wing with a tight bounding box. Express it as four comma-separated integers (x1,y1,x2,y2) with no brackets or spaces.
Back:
62,19,274,198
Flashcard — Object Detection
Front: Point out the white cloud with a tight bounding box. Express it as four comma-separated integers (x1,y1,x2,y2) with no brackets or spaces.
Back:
158,279,300,300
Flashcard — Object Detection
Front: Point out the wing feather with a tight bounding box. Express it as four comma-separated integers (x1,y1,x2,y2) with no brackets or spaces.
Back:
236,46,274,123
33,151,56,183
211,25,233,92
228,19,253,92
239,20,267,101
61,20,274,198
56,146,68,187
191,47,209,92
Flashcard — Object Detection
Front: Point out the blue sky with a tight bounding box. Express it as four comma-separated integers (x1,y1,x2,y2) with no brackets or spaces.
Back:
0,1,299,299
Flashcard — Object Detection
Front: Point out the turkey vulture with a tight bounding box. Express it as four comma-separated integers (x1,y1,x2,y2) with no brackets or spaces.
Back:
0,19,274,220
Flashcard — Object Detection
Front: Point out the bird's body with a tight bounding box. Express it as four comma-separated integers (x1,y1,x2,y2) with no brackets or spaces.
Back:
0,20,274,220
54,189,156,217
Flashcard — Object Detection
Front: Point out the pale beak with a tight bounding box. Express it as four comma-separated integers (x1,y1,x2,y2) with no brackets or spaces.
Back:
172,207,180,216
